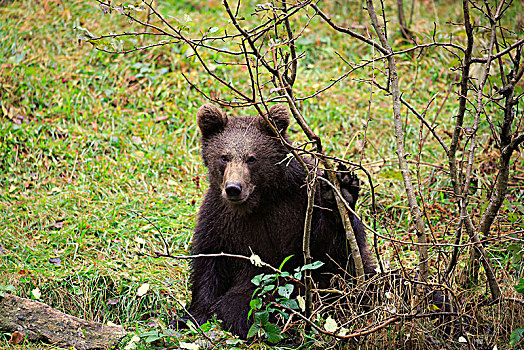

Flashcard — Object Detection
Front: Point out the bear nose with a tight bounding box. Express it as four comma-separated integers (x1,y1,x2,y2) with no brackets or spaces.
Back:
225,183,242,197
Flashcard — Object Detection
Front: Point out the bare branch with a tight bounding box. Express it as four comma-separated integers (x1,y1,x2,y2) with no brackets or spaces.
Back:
471,38,524,63
303,159,318,319
311,3,388,55
154,251,304,286
365,0,429,280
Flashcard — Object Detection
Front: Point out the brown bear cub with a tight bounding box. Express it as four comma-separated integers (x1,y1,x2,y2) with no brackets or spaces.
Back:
184,103,375,338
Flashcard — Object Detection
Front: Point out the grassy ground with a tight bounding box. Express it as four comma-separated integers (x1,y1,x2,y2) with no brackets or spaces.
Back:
1,0,523,349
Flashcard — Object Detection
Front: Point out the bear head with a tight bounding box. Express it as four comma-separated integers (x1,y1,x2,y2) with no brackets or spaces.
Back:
197,103,292,211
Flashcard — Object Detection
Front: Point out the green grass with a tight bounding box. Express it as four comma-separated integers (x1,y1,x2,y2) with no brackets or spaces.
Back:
1,0,523,349
0,1,204,347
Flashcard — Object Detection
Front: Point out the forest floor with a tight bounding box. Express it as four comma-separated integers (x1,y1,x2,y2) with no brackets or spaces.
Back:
1,0,523,349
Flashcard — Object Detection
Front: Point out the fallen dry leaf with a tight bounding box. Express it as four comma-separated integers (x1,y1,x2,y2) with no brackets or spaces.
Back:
9,331,24,344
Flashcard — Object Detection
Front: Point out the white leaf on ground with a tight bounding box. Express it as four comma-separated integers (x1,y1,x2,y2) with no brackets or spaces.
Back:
324,316,338,333
180,341,200,350
338,327,349,336
32,287,41,300
124,335,140,350
137,283,150,297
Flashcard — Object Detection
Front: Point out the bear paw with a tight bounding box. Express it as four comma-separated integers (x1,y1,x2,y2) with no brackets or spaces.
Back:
337,163,360,208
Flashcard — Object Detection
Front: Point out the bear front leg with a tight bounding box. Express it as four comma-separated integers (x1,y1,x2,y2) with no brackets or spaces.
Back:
337,165,377,274
186,257,221,325
338,165,377,274
319,163,360,210
319,164,377,276
209,280,255,339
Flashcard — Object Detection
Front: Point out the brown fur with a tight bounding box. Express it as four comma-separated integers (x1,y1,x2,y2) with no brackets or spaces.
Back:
184,104,375,338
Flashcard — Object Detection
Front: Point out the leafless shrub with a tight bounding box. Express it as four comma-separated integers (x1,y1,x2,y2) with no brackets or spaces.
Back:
84,0,524,347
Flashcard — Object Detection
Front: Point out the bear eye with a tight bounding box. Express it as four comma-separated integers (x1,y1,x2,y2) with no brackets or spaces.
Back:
220,155,228,163
246,156,256,164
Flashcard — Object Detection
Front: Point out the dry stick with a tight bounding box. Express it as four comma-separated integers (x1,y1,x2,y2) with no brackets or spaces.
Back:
240,40,256,102
406,82,454,259
267,44,366,277
458,0,502,298
303,159,318,322
471,38,524,63
172,298,215,345
371,79,450,153
231,12,333,318
414,99,441,274
222,0,278,77
450,0,505,300
93,0,247,55
359,27,376,167
244,13,331,313
444,219,464,279
107,0,305,54
316,176,516,249
297,40,465,102
447,0,473,199
375,231,516,248
364,0,429,280
396,0,413,42
272,302,399,340
398,94,449,152
286,100,366,279
126,209,170,256
282,0,298,88
446,0,482,290
155,251,304,286
273,302,463,340
319,176,377,270
474,29,524,302
359,31,385,274
478,53,524,236
378,0,388,42
408,0,415,26
493,298,524,306
311,3,388,55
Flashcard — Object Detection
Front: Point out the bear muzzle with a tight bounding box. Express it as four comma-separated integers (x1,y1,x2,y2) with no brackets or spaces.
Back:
222,181,254,203
225,182,243,200
221,162,254,204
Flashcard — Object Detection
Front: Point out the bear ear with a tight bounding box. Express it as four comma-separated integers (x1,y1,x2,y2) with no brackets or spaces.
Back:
197,104,227,138
259,104,290,135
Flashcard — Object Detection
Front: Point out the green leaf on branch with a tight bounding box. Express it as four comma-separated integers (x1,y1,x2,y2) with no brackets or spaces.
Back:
75,26,96,39
301,261,324,270
247,323,260,338
254,311,269,325
510,328,524,346
264,323,282,343
250,298,262,310
277,284,294,298
251,273,273,286
515,278,524,294
260,284,275,295
278,255,294,270
278,298,299,310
